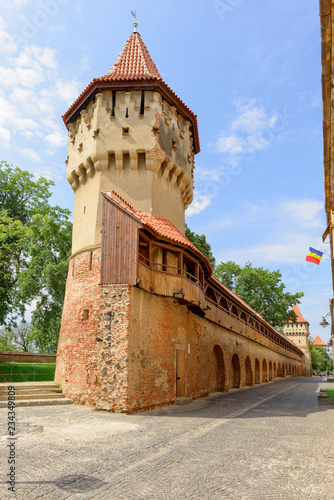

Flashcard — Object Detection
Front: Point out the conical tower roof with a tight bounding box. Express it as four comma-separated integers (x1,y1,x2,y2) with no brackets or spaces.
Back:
313,335,327,347
63,31,200,153
106,32,162,81
288,304,309,324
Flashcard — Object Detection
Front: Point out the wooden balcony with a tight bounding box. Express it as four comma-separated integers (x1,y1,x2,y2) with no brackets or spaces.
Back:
137,260,206,310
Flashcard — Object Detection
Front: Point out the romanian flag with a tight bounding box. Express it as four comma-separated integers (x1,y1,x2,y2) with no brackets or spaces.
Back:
305,247,323,265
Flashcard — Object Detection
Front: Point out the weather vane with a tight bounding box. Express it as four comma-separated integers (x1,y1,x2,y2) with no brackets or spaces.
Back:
131,10,138,32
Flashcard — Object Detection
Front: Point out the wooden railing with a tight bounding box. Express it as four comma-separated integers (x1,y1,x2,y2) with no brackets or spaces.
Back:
137,257,302,359
204,297,302,358
137,260,205,306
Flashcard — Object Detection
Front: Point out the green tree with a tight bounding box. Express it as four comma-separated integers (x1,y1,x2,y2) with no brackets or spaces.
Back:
309,338,333,371
185,224,216,269
0,323,34,352
0,210,29,322
0,328,16,351
0,161,72,352
215,261,303,330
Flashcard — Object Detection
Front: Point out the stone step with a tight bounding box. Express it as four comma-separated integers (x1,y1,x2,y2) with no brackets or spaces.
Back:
0,382,60,391
0,398,73,408
0,392,65,401
0,387,62,396
0,382,72,407
174,397,192,405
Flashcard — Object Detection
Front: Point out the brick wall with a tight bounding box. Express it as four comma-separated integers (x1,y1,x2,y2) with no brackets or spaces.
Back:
126,287,303,413
55,249,131,412
56,249,303,413
0,352,56,363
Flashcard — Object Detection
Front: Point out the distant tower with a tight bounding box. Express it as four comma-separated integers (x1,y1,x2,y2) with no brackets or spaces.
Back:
312,335,327,350
62,25,200,255
283,304,312,375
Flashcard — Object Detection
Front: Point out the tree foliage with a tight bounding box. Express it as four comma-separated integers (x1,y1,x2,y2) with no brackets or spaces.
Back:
215,261,303,330
309,339,333,372
0,323,34,352
0,161,72,352
185,224,216,269
0,328,17,351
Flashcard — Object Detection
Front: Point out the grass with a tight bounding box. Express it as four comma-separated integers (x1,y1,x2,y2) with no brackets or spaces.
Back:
0,362,56,383
326,388,334,399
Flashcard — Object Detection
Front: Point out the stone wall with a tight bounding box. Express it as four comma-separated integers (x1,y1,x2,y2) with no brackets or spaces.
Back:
55,248,131,412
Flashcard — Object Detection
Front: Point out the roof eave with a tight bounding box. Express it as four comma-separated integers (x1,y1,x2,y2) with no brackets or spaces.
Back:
62,79,200,154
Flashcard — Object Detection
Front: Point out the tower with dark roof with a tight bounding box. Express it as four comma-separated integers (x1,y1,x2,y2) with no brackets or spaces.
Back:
63,28,199,255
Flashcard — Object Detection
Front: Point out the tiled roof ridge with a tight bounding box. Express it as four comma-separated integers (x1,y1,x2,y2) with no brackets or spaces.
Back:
101,190,211,268
103,190,134,211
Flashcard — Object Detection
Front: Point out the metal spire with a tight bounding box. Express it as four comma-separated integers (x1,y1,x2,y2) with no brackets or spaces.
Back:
131,10,138,32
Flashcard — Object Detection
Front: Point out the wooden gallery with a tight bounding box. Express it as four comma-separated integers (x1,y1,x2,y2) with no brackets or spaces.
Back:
55,29,308,413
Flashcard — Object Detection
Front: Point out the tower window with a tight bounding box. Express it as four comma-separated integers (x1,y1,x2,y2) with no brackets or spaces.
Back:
140,90,145,115
82,309,89,321
125,107,129,118
111,91,116,117
122,127,129,135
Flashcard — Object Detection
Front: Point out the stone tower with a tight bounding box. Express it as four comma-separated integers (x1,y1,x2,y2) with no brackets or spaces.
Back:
283,304,312,375
56,27,305,413
62,28,200,255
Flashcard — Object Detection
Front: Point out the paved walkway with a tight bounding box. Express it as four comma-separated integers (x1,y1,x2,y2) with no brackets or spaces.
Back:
0,377,333,499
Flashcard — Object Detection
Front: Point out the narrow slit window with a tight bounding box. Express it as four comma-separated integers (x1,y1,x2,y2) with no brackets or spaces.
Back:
140,90,145,115
111,91,116,117
125,107,129,118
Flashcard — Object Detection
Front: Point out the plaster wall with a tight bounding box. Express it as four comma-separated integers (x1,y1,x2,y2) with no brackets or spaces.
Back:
66,90,194,253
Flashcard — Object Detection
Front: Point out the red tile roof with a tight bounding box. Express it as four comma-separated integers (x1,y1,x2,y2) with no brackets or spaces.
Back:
101,190,210,267
62,32,200,153
101,189,301,352
107,32,162,80
288,304,309,324
312,335,327,347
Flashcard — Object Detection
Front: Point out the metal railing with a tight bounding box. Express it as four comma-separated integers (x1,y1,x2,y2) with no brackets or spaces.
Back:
0,365,55,383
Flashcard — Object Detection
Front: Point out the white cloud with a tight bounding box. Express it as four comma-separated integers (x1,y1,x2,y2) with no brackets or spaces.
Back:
33,164,63,182
185,97,293,217
13,0,28,6
45,129,67,149
0,126,11,145
216,135,243,155
216,98,280,159
186,194,212,216
19,148,42,163
212,197,325,266
0,19,82,173
55,79,80,104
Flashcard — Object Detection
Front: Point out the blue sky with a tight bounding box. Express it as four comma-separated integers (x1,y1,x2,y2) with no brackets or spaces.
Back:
0,0,332,346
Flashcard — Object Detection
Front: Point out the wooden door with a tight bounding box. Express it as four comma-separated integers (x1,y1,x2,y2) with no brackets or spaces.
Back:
176,349,185,396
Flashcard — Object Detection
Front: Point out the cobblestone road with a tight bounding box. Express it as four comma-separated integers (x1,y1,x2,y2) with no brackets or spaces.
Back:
0,377,333,499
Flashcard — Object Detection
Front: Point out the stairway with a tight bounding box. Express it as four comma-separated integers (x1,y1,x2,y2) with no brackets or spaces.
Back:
0,382,73,407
